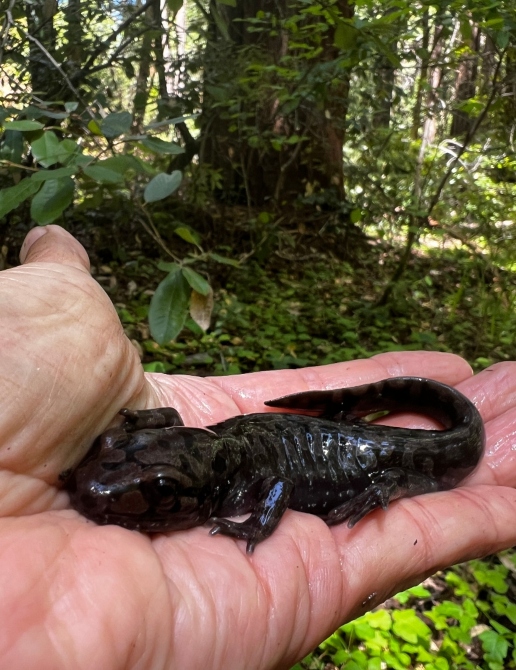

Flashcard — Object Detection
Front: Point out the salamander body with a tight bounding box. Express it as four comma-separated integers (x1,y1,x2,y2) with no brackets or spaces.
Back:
65,377,485,552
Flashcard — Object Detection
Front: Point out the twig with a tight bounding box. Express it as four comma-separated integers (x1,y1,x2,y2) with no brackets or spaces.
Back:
18,25,96,120
86,27,151,77
135,206,182,263
426,47,507,217
75,0,157,82
0,0,16,64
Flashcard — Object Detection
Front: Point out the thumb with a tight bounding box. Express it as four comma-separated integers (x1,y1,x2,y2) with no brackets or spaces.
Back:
19,225,90,272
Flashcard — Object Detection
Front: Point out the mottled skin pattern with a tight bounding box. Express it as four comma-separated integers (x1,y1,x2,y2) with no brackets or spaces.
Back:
65,377,485,553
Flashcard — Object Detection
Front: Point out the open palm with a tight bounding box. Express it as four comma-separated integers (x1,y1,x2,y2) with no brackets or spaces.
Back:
1,224,515,669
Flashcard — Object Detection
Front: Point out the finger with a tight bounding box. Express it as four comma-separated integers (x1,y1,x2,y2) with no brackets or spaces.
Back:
145,351,474,424
458,361,516,422
20,225,90,272
328,483,516,625
462,362,516,487
148,482,516,668
209,350,474,413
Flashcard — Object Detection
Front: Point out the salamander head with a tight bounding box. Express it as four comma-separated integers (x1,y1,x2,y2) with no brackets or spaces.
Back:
65,426,227,532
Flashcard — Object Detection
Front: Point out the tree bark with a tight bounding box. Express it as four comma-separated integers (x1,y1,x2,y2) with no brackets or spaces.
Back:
450,20,480,137
64,0,82,78
25,0,58,98
200,0,353,207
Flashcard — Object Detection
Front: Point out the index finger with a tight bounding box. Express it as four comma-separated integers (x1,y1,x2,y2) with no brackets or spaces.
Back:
144,350,474,426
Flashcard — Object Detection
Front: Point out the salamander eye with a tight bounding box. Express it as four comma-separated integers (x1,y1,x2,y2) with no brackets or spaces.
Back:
148,476,177,499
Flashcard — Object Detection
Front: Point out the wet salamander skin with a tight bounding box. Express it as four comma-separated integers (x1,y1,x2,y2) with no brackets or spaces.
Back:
65,377,485,552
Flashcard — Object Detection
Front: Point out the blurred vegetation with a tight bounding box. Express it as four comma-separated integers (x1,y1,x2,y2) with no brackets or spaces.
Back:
2,0,516,667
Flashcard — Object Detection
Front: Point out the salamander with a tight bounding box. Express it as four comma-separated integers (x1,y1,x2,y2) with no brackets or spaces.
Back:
64,377,485,552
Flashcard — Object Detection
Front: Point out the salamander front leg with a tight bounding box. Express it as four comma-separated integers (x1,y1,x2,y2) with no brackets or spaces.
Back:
210,476,294,553
326,469,442,528
119,407,184,430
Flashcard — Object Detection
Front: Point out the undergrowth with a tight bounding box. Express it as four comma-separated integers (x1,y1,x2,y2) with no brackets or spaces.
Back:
294,553,516,670
108,243,516,376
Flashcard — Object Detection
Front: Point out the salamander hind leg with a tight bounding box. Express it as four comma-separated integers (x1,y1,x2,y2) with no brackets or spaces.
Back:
326,469,441,528
210,476,294,554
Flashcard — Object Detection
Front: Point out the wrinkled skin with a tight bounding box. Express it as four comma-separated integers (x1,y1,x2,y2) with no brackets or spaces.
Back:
0,224,516,670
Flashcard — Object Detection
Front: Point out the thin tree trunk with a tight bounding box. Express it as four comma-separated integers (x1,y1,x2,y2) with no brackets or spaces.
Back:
132,0,161,130
25,0,58,98
450,19,479,137
373,8,399,129
64,0,82,81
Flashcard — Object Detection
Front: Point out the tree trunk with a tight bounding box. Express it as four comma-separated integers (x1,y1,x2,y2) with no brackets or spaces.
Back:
132,0,163,130
450,20,480,137
64,0,82,80
503,45,516,124
200,0,353,207
412,12,445,145
373,8,399,129
25,0,58,98
411,8,430,140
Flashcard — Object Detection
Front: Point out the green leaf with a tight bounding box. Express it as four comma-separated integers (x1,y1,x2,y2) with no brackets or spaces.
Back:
143,361,170,373
141,136,185,155
0,130,24,163
99,155,140,174
30,167,76,182
3,120,44,131
30,177,74,224
101,111,133,138
83,164,125,183
144,171,182,203
67,152,90,168
96,154,154,176
167,0,183,13
392,610,431,644
157,261,181,273
334,21,357,49
87,119,102,136
208,252,240,267
350,208,362,223
479,630,509,663
217,0,236,5
364,609,392,630
174,226,200,245
149,270,190,344
64,102,78,112
31,131,60,168
0,178,41,219
55,139,79,165
496,31,509,49
128,155,157,175
182,267,210,296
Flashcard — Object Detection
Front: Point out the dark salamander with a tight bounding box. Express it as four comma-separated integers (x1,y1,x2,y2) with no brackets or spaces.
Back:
65,377,485,553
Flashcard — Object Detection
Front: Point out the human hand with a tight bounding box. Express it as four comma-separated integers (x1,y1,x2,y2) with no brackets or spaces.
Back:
1,225,515,669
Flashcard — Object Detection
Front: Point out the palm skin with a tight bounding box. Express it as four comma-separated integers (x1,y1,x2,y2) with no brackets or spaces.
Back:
0,224,515,669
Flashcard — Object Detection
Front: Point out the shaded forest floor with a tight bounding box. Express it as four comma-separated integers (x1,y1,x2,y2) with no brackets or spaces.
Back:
75,218,516,377
5,212,515,376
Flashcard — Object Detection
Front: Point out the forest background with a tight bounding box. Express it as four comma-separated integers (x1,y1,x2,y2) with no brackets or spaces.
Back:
1,0,516,668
